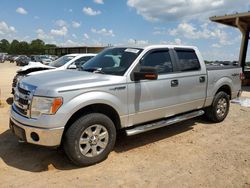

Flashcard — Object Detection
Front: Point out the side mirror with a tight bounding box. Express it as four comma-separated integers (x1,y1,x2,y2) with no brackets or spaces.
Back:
68,64,77,69
134,66,158,81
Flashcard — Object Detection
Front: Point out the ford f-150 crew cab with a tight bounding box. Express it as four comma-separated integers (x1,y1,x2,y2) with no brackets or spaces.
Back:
10,45,242,166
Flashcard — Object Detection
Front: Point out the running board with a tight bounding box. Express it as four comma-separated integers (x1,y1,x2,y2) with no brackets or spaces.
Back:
125,110,204,136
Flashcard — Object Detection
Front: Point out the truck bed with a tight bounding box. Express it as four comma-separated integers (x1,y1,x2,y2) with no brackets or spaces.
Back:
206,64,241,71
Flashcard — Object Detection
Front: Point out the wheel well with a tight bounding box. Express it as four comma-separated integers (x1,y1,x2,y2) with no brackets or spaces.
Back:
63,103,121,135
216,85,231,99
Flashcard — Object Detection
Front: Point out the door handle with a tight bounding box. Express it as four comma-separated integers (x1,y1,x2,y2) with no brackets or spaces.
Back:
171,80,179,87
199,76,205,83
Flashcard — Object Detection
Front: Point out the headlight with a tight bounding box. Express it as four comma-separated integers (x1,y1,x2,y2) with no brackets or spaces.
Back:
31,96,63,118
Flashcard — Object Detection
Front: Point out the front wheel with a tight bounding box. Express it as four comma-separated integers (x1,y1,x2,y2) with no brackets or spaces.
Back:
63,113,116,166
204,91,230,123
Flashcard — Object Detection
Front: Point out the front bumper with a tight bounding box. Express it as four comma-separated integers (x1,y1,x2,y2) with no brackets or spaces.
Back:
9,117,64,147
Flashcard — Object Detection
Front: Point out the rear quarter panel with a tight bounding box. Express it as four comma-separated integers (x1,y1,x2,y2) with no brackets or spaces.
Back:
205,68,242,107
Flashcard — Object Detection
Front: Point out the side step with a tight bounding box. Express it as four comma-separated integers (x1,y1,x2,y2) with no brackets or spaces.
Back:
125,110,204,136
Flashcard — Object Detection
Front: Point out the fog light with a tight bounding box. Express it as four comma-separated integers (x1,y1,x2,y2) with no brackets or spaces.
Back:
31,132,39,142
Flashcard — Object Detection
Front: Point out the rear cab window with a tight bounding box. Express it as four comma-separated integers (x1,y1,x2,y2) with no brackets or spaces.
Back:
174,48,201,72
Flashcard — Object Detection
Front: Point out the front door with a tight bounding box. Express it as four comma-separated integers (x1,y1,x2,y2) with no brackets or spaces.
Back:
127,48,180,126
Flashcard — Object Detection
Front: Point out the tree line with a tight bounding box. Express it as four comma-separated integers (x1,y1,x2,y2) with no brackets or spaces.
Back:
0,39,56,55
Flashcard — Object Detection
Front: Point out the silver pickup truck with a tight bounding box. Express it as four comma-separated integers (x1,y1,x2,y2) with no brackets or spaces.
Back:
10,45,242,166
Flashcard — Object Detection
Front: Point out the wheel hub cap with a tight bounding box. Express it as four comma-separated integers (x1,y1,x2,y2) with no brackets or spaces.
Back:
79,124,109,157
216,98,227,118
89,135,98,145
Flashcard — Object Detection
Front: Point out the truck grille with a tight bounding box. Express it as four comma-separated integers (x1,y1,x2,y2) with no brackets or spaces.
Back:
12,74,27,94
18,86,30,95
13,83,35,118
15,105,28,116
12,77,17,87
18,97,29,105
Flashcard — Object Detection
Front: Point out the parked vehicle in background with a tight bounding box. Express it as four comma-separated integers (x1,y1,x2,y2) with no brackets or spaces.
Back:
0,53,7,62
9,55,19,63
4,54,11,62
30,55,52,64
39,55,53,65
0,55,5,63
15,55,24,65
16,56,31,66
48,53,96,69
10,45,242,166
30,55,40,62
11,53,96,94
9,56,15,63
48,55,58,61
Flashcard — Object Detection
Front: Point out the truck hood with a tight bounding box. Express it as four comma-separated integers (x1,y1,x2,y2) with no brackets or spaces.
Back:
21,70,124,95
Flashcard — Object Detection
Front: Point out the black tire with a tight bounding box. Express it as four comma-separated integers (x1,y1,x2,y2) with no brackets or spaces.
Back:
204,91,230,123
63,113,116,166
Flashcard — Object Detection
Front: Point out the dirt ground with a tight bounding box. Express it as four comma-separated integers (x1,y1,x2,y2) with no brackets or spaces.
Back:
0,62,250,188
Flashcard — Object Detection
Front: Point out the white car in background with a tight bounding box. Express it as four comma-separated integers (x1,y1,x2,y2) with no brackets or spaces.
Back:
12,53,96,94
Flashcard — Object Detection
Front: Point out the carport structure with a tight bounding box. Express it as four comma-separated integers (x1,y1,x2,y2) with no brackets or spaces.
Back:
210,12,250,83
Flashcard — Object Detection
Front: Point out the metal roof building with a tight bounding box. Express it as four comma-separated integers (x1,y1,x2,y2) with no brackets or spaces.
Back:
210,12,250,83
45,46,106,56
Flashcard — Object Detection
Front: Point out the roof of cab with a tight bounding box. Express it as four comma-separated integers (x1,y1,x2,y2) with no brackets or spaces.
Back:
110,44,198,51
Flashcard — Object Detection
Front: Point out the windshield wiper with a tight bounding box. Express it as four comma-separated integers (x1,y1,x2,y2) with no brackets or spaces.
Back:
82,67,105,74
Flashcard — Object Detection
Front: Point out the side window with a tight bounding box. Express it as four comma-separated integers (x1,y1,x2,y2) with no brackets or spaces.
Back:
141,50,173,74
175,50,200,72
74,56,93,66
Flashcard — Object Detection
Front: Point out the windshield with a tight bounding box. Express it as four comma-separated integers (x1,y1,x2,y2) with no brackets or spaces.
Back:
49,55,76,67
81,48,142,76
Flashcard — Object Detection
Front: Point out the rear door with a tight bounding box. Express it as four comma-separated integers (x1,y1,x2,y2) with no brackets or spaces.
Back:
172,48,207,112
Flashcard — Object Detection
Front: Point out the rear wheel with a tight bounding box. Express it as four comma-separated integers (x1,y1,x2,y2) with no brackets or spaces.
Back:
63,113,116,166
204,91,230,122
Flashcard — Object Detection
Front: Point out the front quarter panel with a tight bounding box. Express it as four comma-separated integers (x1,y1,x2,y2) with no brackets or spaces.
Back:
59,89,128,127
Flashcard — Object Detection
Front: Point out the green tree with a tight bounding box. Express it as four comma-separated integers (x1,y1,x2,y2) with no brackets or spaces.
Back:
0,39,10,52
45,44,57,55
0,38,57,55
19,41,30,55
9,39,20,54
30,39,45,54
45,44,57,48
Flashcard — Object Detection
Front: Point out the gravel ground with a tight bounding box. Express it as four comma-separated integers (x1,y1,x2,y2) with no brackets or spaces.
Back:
0,62,250,188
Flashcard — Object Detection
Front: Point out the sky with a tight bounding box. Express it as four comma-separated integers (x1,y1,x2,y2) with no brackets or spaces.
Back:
0,0,250,61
